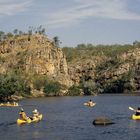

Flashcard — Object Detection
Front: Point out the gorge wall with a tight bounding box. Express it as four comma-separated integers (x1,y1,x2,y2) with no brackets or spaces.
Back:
0,34,72,89
1,34,140,96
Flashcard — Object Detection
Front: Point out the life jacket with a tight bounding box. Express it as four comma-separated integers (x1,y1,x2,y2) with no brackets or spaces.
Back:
19,111,28,120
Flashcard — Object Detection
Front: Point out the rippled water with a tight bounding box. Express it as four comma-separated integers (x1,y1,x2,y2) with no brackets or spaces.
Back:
0,95,140,140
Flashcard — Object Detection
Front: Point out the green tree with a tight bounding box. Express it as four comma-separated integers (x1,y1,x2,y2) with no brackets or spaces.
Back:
83,80,97,95
0,31,5,41
13,29,18,36
41,28,46,35
0,74,31,101
33,75,47,90
19,30,23,36
68,85,81,96
6,32,14,38
53,36,60,47
44,81,61,96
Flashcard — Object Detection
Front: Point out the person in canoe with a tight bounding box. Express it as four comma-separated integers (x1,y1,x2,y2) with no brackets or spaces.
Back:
88,99,94,106
13,102,18,106
32,109,40,119
19,108,29,121
7,102,10,105
135,107,140,116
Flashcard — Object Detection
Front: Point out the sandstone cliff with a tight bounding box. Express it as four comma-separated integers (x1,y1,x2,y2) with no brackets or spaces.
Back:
0,34,72,90
64,45,140,94
1,33,140,97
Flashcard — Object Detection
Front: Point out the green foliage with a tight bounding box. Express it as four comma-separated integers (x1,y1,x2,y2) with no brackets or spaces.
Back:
6,32,14,38
33,75,47,90
68,85,81,96
133,41,140,47
53,36,60,47
83,80,97,95
44,81,62,96
96,57,122,72
103,79,125,93
0,31,5,40
63,44,134,63
0,73,31,101
99,71,135,93
62,47,76,62
13,29,18,35
19,30,23,36
28,25,46,35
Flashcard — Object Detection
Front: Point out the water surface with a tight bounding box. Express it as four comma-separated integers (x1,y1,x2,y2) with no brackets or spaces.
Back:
0,95,140,140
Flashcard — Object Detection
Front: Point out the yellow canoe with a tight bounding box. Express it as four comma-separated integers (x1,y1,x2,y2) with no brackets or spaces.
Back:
0,104,19,107
17,114,43,125
84,102,96,107
132,114,140,120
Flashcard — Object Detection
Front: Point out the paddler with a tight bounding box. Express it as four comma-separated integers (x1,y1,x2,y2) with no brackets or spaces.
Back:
88,99,93,106
32,109,40,119
19,108,29,121
135,107,140,116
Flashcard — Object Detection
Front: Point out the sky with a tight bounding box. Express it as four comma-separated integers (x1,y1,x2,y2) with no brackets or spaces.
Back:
0,0,140,47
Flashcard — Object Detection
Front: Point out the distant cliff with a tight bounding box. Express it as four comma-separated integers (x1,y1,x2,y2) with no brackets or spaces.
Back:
0,33,140,101
63,43,140,95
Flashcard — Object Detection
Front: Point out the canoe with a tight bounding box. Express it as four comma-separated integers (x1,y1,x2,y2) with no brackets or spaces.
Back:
0,104,19,107
17,114,43,125
132,114,140,120
84,102,96,107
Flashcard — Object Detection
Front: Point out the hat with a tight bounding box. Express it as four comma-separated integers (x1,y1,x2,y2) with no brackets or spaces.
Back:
33,109,38,113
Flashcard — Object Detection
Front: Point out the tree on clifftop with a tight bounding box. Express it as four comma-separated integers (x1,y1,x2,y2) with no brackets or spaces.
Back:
0,31,5,41
13,29,18,36
53,36,61,47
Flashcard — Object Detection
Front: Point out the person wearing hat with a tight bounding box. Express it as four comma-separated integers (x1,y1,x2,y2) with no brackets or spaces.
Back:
135,107,140,116
32,109,40,119
19,108,29,121
13,102,18,106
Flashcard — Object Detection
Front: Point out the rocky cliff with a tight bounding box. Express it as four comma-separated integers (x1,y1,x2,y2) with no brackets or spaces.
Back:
64,45,140,94
0,34,72,89
1,34,140,97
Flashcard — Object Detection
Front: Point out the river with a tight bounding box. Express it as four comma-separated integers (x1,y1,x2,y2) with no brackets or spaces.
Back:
0,95,140,140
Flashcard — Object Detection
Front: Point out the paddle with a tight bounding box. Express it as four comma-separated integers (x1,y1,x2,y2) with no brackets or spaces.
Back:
129,106,136,112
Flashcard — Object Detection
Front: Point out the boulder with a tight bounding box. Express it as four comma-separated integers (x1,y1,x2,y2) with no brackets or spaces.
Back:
93,117,114,126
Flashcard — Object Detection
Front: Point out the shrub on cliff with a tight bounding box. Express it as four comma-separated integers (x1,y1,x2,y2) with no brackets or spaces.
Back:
96,57,122,72
43,81,62,96
63,44,134,63
101,71,135,93
81,79,97,95
0,74,31,101
33,75,47,90
68,85,81,96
